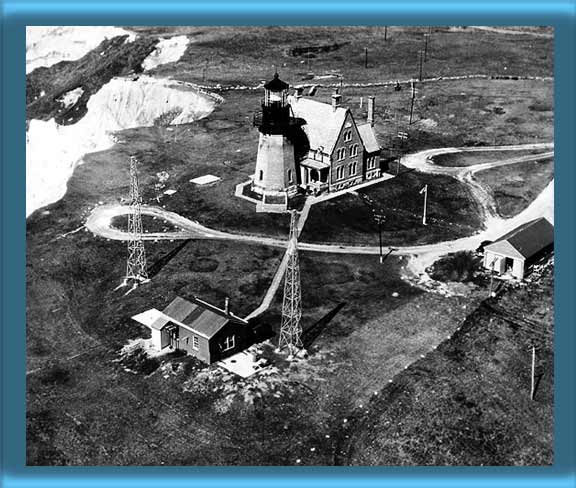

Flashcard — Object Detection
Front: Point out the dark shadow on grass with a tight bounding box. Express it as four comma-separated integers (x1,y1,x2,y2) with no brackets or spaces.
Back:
301,302,346,349
148,239,192,278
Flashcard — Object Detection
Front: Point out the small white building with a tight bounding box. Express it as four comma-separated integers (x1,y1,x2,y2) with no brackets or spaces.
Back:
483,217,554,279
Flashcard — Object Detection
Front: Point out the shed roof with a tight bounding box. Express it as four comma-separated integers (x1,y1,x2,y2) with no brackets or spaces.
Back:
357,124,381,153
287,95,348,155
485,217,554,260
134,296,247,339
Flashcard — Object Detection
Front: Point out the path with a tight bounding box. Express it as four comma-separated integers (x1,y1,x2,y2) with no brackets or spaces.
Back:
468,26,554,39
85,142,554,317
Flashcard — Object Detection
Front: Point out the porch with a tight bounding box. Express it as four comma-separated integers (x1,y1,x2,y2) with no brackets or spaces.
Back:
299,158,330,195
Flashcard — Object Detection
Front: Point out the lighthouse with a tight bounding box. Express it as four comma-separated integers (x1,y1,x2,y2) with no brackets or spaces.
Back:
252,73,300,212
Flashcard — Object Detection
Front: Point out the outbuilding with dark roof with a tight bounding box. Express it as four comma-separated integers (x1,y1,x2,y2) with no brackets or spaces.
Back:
483,217,554,279
132,296,251,363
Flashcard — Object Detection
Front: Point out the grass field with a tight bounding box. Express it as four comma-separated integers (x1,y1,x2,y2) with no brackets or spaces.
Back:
27,243,489,465
135,27,553,87
341,261,553,466
475,157,554,218
27,26,554,466
301,169,483,246
432,148,550,167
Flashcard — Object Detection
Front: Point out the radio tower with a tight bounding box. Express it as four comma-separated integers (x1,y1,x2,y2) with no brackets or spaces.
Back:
278,210,303,358
116,155,149,293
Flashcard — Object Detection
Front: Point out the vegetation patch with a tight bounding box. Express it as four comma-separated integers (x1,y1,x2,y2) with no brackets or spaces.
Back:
432,148,549,167
188,257,219,273
341,262,553,466
27,35,158,124
111,214,179,233
427,251,484,284
301,171,483,247
475,157,554,218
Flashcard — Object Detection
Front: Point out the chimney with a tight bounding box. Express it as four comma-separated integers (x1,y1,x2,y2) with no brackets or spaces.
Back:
224,297,230,315
332,93,342,111
294,86,304,100
367,96,375,126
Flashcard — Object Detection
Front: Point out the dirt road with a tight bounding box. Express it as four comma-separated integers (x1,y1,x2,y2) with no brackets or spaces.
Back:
85,142,553,313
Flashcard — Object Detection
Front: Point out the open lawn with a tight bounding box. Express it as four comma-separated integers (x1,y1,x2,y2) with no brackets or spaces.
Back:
475,157,554,218
341,261,553,466
27,237,488,465
432,148,550,167
111,213,180,233
134,27,553,87
301,170,483,246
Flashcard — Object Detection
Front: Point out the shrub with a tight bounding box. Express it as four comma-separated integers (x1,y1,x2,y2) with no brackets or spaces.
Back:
428,251,482,283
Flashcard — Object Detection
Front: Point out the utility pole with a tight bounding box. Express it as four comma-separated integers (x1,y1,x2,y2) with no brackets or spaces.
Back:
530,345,536,400
418,50,424,81
375,214,385,263
409,80,417,125
202,57,209,81
397,130,408,175
116,156,150,294
420,184,428,225
278,210,303,358
384,26,388,41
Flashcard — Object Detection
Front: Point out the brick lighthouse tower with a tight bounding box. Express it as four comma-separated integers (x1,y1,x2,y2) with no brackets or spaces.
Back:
252,73,301,212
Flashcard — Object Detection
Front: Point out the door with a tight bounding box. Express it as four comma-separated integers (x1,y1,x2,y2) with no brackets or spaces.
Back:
166,324,179,349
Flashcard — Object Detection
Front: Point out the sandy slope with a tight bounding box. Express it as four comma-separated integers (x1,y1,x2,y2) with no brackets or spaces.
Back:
142,35,190,71
26,26,136,74
26,76,221,217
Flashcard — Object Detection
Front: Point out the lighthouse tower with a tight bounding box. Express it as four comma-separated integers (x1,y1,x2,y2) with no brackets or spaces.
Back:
252,73,299,212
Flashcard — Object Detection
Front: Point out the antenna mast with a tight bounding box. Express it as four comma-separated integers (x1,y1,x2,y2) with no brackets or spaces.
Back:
117,156,149,293
278,210,303,357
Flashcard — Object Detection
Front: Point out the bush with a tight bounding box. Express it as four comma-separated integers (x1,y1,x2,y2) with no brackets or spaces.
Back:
428,251,482,283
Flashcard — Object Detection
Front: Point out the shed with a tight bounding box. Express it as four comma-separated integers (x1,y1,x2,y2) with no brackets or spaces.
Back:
132,296,251,363
483,217,554,279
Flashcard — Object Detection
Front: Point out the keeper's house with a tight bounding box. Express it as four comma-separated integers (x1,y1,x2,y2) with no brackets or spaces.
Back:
483,217,554,280
132,296,250,364
251,73,382,211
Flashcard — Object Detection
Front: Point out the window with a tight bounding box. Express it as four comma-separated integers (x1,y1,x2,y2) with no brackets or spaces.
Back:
336,148,346,161
288,169,293,184
344,130,352,142
348,162,357,175
192,336,199,350
351,144,358,157
223,335,235,351
335,166,344,180
259,170,263,181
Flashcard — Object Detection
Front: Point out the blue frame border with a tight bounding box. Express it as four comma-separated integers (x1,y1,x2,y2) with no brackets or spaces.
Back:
3,1,576,487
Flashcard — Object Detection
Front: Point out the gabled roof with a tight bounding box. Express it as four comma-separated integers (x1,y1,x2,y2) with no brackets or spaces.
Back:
133,296,247,339
287,95,348,155
485,217,554,259
357,124,380,153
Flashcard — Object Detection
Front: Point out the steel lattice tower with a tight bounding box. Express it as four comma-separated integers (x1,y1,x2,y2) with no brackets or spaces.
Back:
278,210,302,357
119,156,149,289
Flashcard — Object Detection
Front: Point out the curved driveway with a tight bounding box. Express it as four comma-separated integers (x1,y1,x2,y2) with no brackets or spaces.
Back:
86,142,554,259
86,142,554,316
